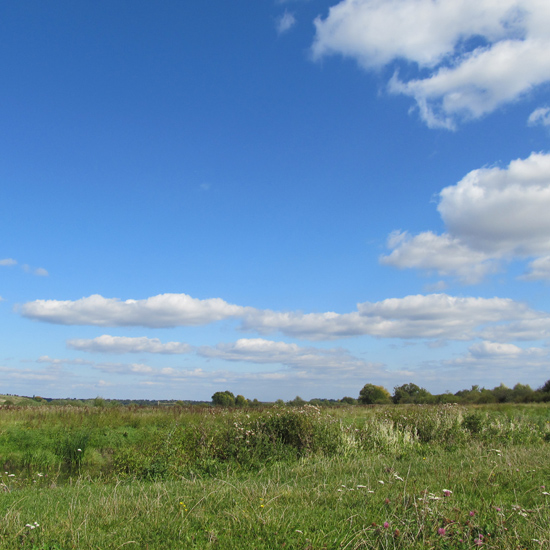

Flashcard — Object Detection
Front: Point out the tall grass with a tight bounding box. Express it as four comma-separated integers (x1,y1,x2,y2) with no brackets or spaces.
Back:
1,403,549,548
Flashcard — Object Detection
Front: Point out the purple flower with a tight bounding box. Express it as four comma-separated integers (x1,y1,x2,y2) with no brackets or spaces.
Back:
438,528,445,536
383,522,390,529
469,511,475,517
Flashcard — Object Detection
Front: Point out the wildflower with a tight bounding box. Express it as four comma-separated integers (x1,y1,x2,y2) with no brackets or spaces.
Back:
77,449,82,452
357,485,367,489
378,480,384,484
383,522,389,529
443,489,452,497
469,511,476,516
438,528,445,536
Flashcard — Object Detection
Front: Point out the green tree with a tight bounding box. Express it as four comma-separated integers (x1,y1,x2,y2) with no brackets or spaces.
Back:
287,396,306,407
235,394,248,407
341,396,357,405
211,391,235,407
358,384,391,405
393,383,432,404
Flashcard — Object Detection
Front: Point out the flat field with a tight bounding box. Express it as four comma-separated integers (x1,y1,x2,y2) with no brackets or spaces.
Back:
1,404,549,549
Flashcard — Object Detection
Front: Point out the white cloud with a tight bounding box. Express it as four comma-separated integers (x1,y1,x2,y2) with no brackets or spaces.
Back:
199,337,379,372
521,255,550,281
37,355,94,366
276,11,296,34
243,293,533,341
67,335,192,354
20,289,547,342
438,153,550,255
528,106,550,126
469,340,523,358
20,293,250,327
0,258,17,266
381,152,550,281
312,0,550,128
480,317,550,342
381,230,495,284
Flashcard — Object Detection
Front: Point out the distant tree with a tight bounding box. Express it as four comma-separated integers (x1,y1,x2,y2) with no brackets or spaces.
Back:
358,384,391,405
211,391,235,407
250,398,261,407
287,396,306,407
93,396,107,407
235,394,248,407
540,380,550,393
492,383,513,403
341,396,358,405
393,383,432,404
477,389,497,403
511,383,535,403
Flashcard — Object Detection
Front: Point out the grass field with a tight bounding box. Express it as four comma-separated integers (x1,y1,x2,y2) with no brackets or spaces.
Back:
1,403,549,549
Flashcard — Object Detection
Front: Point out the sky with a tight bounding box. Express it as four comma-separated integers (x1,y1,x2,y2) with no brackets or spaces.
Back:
2,0,550,401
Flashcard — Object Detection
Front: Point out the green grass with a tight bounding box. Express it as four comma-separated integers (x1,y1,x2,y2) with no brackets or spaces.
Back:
1,404,549,549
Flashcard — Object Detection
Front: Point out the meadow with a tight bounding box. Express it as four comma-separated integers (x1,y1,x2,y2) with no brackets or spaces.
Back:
1,403,549,549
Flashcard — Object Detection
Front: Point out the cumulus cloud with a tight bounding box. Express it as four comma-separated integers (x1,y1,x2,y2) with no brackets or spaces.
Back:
67,335,192,355
381,152,550,281
381,231,496,284
449,340,547,366
276,11,296,34
243,293,533,341
528,106,550,126
20,289,547,342
312,0,550,128
20,293,250,327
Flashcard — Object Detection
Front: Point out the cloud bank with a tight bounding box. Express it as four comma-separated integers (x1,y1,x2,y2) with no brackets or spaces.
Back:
21,290,547,344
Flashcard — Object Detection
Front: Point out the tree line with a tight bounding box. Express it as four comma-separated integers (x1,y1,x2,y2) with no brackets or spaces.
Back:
211,380,550,407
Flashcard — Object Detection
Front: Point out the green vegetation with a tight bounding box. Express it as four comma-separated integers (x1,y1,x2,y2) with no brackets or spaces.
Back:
0,402,549,548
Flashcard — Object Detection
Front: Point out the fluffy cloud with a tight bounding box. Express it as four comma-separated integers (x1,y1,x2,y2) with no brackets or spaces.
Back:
381,231,496,284
381,152,550,281
312,0,550,128
20,290,545,342
20,293,250,327
243,293,533,341
67,335,192,354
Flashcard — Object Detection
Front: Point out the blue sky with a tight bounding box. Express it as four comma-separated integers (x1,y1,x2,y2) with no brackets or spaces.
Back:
2,0,550,401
